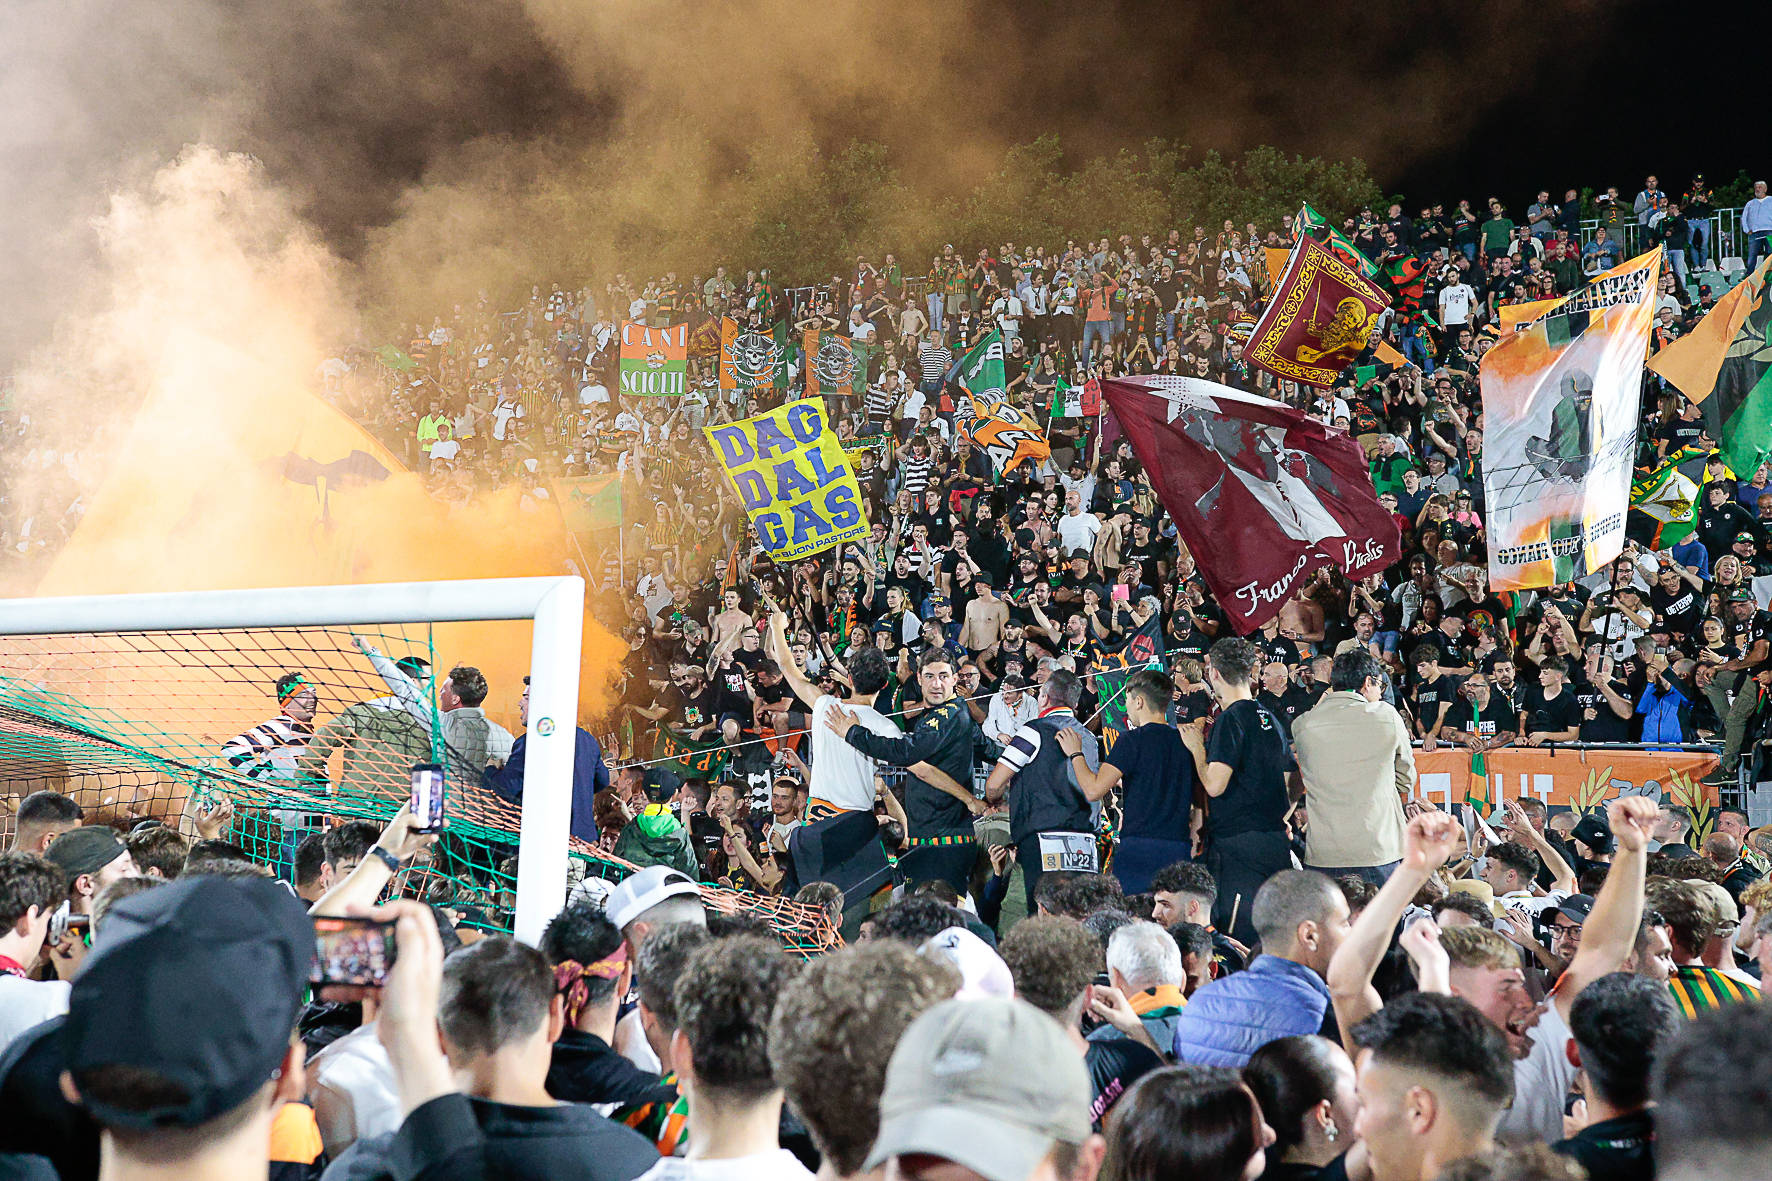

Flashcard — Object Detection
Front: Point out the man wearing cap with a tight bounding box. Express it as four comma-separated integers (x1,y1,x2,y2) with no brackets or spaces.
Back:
959,570,1010,666
57,876,313,1181
865,996,1107,1181
603,864,707,1076
45,826,138,927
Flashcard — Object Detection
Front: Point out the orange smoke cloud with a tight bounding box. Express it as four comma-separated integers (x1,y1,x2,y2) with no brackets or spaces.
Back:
24,146,623,729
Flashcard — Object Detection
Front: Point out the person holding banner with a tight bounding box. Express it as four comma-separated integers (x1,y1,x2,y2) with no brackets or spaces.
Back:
826,648,983,894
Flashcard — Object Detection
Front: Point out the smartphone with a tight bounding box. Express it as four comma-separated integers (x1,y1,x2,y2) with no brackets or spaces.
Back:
310,916,397,987
1112,584,1130,602
410,763,445,833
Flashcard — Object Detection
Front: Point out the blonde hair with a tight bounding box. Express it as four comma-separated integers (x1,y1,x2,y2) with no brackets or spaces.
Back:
1439,925,1519,972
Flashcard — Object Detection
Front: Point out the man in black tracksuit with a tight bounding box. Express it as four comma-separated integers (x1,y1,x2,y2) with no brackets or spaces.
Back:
827,648,982,892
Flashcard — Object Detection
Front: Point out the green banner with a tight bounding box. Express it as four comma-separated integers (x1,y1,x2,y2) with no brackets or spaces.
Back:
652,727,730,782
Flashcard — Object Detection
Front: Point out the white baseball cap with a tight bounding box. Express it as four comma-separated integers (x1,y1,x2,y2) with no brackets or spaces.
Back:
605,865,702,931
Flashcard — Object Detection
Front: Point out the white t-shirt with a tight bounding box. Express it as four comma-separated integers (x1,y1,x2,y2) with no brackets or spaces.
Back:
1497,1004,1576,1145
637,1149,814,1181
1438,284,1477,326
428,438,460,463
579,381,610,406
810,695,901,813
0,976,69,1056
1057,511,1101,556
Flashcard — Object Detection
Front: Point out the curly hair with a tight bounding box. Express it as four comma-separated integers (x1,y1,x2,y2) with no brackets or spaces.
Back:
870,896,968,943
0,852,70,929
124,826,189,880
999,916,1102,1021
672,935,800,1098
1206,637,1260,686
767,943,958,1174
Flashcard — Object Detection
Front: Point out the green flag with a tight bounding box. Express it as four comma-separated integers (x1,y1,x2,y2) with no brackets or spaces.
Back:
1464,750,1492,818
554,474,624,535
1631,444,1708,546
652,727,730,781
376,345,416,372
1298,201,1380,279
802,328,874,399
956,330,1008,404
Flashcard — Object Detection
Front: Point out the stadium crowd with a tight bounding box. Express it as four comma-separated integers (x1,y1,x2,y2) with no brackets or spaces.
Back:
2,175,1772,1181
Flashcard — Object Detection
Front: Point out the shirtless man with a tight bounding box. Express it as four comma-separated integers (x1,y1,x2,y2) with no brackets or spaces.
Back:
709,588,754,650
958,571,1011,662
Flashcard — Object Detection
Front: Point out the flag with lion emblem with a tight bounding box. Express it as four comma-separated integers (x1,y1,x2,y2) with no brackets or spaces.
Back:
1242,237,1391,388
956,330,1051,473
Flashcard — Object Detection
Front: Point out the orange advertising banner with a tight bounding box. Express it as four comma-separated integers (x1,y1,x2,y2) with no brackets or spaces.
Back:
1410,746,1718,812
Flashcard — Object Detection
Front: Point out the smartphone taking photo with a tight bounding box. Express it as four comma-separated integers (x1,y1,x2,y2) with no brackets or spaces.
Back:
310,916,397,988
410,763,445,833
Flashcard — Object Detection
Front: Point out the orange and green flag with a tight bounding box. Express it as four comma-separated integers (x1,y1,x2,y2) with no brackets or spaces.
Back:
618,321,689,397
554,474,624,534
1647,257,1772,479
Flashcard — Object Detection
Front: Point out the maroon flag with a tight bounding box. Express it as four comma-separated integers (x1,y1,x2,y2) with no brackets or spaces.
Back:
1102,375,1400,633
1241,236,1391,388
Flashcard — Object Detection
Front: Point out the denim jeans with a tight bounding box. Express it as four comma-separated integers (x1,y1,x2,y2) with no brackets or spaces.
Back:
1748,232,1772,272
1667,246,1689,286
926,292,944,333
1081,319,1114,368
1688,218,1712,269
1304,860,1401,887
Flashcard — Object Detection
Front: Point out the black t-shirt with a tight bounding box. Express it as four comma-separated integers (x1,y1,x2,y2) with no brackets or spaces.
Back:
1446,696,1515,737
1168,689,1215,726
1252,633,1303,668
1084,1037,1163,1132
1551,1109,1656,1181
1204,699,1293,839
1649,582,1704,637
711,660,753,711
1727,609,1772,671
1522,684,1582,737
1106,722,1195,842
1570,674,1633,743
1410,674,1460,732
681,684,726,729
1256,687,1313,741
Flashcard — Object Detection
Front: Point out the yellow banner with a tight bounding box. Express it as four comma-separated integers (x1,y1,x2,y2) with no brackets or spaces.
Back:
703,397,870,562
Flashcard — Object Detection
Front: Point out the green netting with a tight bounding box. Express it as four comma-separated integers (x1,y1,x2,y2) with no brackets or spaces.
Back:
0,623,834,953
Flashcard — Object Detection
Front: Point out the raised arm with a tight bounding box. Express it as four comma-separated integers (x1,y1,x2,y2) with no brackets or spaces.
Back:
1554,796,1655,1024
765,609,823,711
1502,800,1576,895
1326,811,1462,1051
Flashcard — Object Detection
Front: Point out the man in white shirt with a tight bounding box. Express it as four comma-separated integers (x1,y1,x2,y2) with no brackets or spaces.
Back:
1438,278,1478,328
1056,490,1101,556
0,852,71,1054
983,676,1039,745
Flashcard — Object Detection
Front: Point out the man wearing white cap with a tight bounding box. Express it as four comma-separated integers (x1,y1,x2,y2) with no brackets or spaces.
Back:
605,865,706,1074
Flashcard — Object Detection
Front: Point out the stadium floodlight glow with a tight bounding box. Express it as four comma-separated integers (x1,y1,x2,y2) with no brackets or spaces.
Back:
0,576,585,945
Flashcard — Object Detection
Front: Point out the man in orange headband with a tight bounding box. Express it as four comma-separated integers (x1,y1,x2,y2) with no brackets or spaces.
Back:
539,901,675,1112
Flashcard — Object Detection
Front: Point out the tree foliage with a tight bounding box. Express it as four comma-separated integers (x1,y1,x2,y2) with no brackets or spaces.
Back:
361,133,1383,329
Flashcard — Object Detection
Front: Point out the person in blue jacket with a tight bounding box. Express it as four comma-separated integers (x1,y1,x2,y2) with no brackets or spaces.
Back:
1172,869,1350,1067
485,676,611,846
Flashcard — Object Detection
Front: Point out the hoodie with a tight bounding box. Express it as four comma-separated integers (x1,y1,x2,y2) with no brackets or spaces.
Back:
612,806,701,880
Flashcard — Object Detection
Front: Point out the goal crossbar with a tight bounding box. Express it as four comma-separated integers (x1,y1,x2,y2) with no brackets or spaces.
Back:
0,576,585,944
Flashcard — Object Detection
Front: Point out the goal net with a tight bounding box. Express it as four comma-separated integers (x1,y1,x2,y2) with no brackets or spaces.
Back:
0,579,835,953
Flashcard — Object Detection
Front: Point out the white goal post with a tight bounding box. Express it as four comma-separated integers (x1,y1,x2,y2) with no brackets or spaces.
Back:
0,576,585,944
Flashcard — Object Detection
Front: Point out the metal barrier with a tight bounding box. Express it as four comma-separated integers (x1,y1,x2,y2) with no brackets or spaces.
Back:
1575,205,1745,267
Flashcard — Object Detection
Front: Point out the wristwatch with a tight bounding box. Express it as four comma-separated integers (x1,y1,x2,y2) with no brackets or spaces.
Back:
370,846,404,873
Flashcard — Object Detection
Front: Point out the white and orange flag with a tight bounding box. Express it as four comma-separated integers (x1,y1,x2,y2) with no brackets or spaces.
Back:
1481,249,1660,590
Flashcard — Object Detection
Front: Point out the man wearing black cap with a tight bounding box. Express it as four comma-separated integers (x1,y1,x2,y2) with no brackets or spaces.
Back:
41,827,141,977
58,875,312,1181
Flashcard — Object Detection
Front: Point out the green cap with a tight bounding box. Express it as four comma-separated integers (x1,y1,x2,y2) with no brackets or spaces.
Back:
865,997,1092,1180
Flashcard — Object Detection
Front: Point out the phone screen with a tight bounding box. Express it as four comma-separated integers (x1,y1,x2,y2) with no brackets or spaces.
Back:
1112,584,1130,602
410,763,445,832
310,916,397,987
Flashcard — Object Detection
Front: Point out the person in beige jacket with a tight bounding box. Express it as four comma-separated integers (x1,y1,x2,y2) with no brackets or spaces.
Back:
1290,649,1414,883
